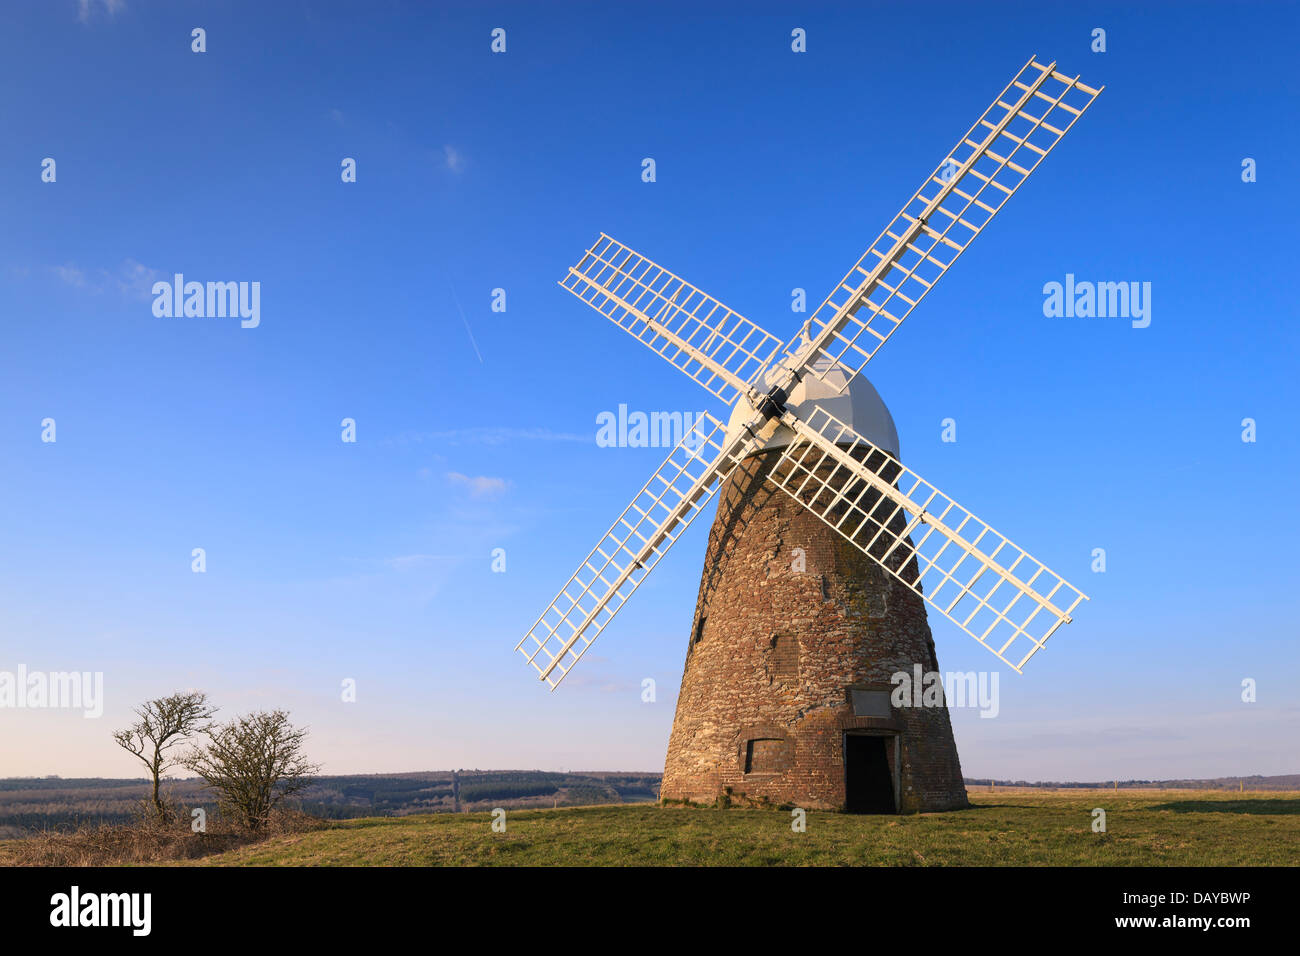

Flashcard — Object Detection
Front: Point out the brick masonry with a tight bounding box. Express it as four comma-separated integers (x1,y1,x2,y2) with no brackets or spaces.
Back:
660,447,969,813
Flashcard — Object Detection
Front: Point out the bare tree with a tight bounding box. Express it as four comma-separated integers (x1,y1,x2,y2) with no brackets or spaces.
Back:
182,709,320,832
113,691,216,822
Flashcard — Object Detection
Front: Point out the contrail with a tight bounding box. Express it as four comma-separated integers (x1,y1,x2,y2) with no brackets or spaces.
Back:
449,284,483,363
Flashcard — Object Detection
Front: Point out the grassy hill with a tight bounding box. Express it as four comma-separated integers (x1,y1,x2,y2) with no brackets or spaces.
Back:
172,789,1300,867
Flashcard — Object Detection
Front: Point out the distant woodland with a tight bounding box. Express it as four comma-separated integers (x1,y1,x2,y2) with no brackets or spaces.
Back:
0,771,662,837
2,771,1295,837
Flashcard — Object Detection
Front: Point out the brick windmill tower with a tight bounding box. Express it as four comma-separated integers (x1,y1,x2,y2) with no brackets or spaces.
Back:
514,58,1100,812
659,363,968,812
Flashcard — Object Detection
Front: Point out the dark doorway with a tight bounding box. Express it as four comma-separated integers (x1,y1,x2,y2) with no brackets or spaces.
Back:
844,734,895,813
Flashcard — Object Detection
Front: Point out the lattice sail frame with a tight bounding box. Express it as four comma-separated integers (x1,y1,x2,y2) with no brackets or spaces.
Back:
524,56,1101,687
789,57,1103,394
560,233,784,406
516,413,756,689
770,405,1087,672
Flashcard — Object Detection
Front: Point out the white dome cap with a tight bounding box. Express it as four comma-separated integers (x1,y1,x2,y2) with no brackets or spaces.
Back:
724,355,900,459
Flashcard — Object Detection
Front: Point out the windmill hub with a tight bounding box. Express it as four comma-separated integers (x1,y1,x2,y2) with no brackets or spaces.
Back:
727,357,901,458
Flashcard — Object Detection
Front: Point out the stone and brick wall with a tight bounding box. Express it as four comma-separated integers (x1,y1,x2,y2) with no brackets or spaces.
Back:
660,447,969,813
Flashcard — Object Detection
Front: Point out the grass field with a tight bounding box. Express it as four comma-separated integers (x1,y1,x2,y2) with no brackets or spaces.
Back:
176,789,1299,866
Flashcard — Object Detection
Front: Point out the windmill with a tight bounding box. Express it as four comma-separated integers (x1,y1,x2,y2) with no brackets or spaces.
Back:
515,58,1102,812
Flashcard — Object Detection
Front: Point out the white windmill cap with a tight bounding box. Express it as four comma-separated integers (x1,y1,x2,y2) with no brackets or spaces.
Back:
724,355,901,459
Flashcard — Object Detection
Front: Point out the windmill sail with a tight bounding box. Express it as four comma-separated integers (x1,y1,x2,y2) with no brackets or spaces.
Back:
560,234,784,405
768,404,1087,672
516,412,757,689
791,57,1102,392
528,56,1102,691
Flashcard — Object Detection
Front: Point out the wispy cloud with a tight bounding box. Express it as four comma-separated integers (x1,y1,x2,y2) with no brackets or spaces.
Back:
328,108,345,126
445,472,508,499
51,263,87,288
443,145,466,174
564,672,645,695
384,554,458,572
389,426,590,447
114,258,161,299
47,258,160,301
77,0,126,24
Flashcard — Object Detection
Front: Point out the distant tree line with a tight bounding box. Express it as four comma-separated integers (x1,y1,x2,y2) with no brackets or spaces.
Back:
0,767,663,834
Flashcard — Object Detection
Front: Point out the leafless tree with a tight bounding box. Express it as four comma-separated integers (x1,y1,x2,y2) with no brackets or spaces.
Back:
182,709,320,832
113,691,216,822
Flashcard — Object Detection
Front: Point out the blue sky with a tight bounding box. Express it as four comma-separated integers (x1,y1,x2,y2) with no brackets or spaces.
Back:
1,0,1297,780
